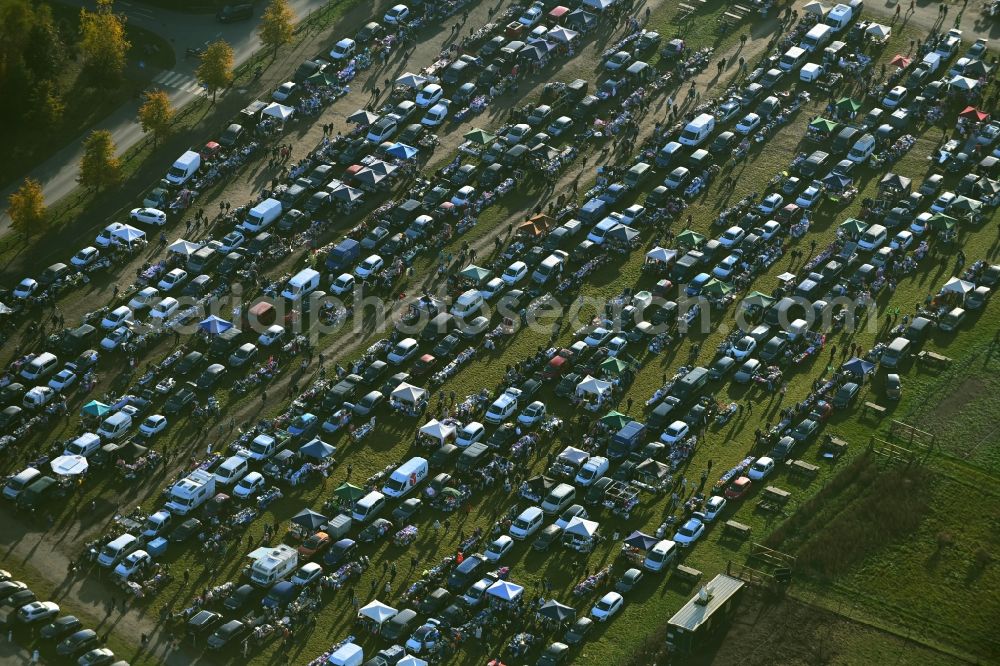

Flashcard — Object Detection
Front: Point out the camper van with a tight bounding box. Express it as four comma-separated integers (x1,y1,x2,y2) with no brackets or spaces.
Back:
847,133,875,164
98,534,139,567
381,457,429,498
451,289,485,319
858,224,887,251
352,491,387,523
165,469,216,515
20,352,59,382
679,113,715,147
281,268,321,301
240,198,283,233
801,24,834,52
532,253,566,285
166,150,201,186
880,337,912,368
250,545,299,587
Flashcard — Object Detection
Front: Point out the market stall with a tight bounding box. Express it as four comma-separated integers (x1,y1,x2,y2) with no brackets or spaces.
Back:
390,382,429,416
562,516,600,552
575,375,613,411
358,600,398,634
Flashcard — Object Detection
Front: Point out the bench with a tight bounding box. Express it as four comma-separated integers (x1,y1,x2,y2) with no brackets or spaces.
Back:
724,520,752,538
787,459,820,479
917,350,952,367
722,11,743,21
758,486,792,513
821,435,848,459
677,3,696,17
674,564,702,584
864,401,887,418
733,4,753,15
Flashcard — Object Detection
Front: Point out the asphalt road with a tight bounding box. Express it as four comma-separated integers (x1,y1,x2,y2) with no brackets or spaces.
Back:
0,0,333,234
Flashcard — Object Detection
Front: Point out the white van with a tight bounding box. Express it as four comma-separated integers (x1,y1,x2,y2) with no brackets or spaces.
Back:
352,490,387,523
281,268,321,301
3,467,41,501
63,432,102,458
451,289,485,319
801,24,834,52
98,533,139,567
165,150,201,186
250,544,298,587
214,455,249,487
587,217,619,245
847,133,875,164
799,63,824,83
778,46,807,72
20,352,59,382
679,113,715,147
858,223,887,251
541,483,576,515
531,253,566,285
644,539,678,572
240,198,283,233
824,3,854,31
96,222,126,248
97,412,133,441
382,457,429,498
509,506,544,539
921,52,942,75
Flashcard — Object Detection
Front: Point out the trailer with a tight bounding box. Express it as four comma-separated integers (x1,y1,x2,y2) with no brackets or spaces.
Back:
665,574,746,654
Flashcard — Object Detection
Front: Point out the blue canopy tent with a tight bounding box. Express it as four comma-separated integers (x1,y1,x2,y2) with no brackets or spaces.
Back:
623,530,658,551
842,357,875,377
386,142,419,160
81,400,111,418
299,438,336,460
199,315,234,336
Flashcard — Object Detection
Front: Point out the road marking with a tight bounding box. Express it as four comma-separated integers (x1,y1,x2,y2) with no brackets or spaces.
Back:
152,71,207,95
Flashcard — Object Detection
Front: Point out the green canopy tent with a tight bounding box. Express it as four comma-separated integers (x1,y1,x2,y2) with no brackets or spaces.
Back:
599,410,630,431
702,279,734,298
675,229,705,248
927,213,957,231
949,196,983,218
306,71,337,86
333,482,365,502
600,357,629,377
839,217,869,238
81,400,111,418
742,291,775,310
835,97,861,114
808,117,838,133
463,128,497,145
458,264,492,285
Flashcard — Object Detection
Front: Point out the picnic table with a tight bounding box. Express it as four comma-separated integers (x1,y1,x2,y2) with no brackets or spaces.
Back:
821,435,848,459
863,401,887,418
674,565,702,584
917,350,952,367
757,486,791,513
724,520,752,539
786,459,820,479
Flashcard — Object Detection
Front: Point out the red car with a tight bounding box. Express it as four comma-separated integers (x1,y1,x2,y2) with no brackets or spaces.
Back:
541,349,574,380
297,531,331,559
724,476,752,500
411,354,437,377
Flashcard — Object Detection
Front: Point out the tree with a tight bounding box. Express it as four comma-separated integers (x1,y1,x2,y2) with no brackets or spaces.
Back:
258,0,295,57
196,39,234,102
78,130,122,191
137,89,174,146
79,0,130,85
7,178,48,239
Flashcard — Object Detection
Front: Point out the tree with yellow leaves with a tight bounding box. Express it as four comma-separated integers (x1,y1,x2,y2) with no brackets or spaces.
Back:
78,130,122,192
79,0,130,85
138,89,174,146
259,0,295,57
196,39,234,102
7,178,48,239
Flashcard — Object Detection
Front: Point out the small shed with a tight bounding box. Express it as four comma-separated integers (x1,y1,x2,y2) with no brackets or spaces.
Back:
665,574,745,654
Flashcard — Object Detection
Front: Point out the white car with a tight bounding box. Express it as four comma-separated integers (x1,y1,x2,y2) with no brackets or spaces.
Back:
484,535,514,562
150,297,179,321
660,420,690,444
100,327,132,350
703,495,726,522
747,456,775,480
502,261,528,285
16,601,59,624
383,4,409,24
23,386,56,410
757,193,783,216
329,37,356,60
290,562,323,586
518,2,543,26
606,336,628,357
485,388,521,424
583,327,612,347
759,220,780,240
480,277,505,301
735,112,761,135
258,324,286,347
881,85,907,109
604,51,632,72
48,369,77,393
220,231,245,253
590,591,624,622
331,273,355,295
157,268,187,292
672,517,705,547
795,183,823,208
388,338,419,365
234,471,265,499
547,116,573,137
415,84,444,108
130,207,167,226
12,278,38,299
910,212,931,236
517,401,546,426
890,230,914,251
718,226,746,248
713,252,742,280
456,421,485,447
930,191,956,213
138,414,168,437
129,286,159,311
575,456,609,486
101,305,133,330
504,124,531,145
450,186,475,207
355,254,384,279
71,247,100,268
114,550,151,579
272,81,297,102
421,101,449,127
729,335,756,360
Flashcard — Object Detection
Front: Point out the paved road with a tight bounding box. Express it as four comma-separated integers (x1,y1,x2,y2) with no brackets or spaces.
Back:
0,0,332,234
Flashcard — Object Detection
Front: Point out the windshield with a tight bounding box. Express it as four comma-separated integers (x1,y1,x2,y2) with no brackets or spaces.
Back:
385,478,405,492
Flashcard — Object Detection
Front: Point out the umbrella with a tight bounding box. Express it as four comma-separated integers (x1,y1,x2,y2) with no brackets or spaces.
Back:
385,142,419,160
167,239,202,256
742,291,775,309
927,213,957,231
486,580,524,602
359,600,398,624
50,454,88,476
949,75,979,91
347,109,378,125
538,600,576,622
624,530,659,551
299,438,336,460
842,357,875,377
675,229,705,248
839,217,869,237
802,0,827,17
835,97,861,113
701,279,734,297
81,400,111,418
808,117,838,133
599,410,630,430
199,315,233,336
463,128,496,145
395,72,427,89
290,508,328,530
600,357,629,377
334,483,365,502
890,54,911,68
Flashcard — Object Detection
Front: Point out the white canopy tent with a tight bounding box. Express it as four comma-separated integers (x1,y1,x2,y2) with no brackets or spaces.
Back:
50,454,88,476
576,375,612,398
113,224,146,247
167,239,202,256
645,247,677,264
263,102,295,122
486,580,524,603
391,382,428,405
801,0,828,16
582,0,614,10
396,72,428,89
397,657,429,666
949,75,980,91
941,277,975,296
358,600,398,626
564,516,600,539
865,23,891,42
547,26,579,44
419,418,457,443
557,446,590,467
